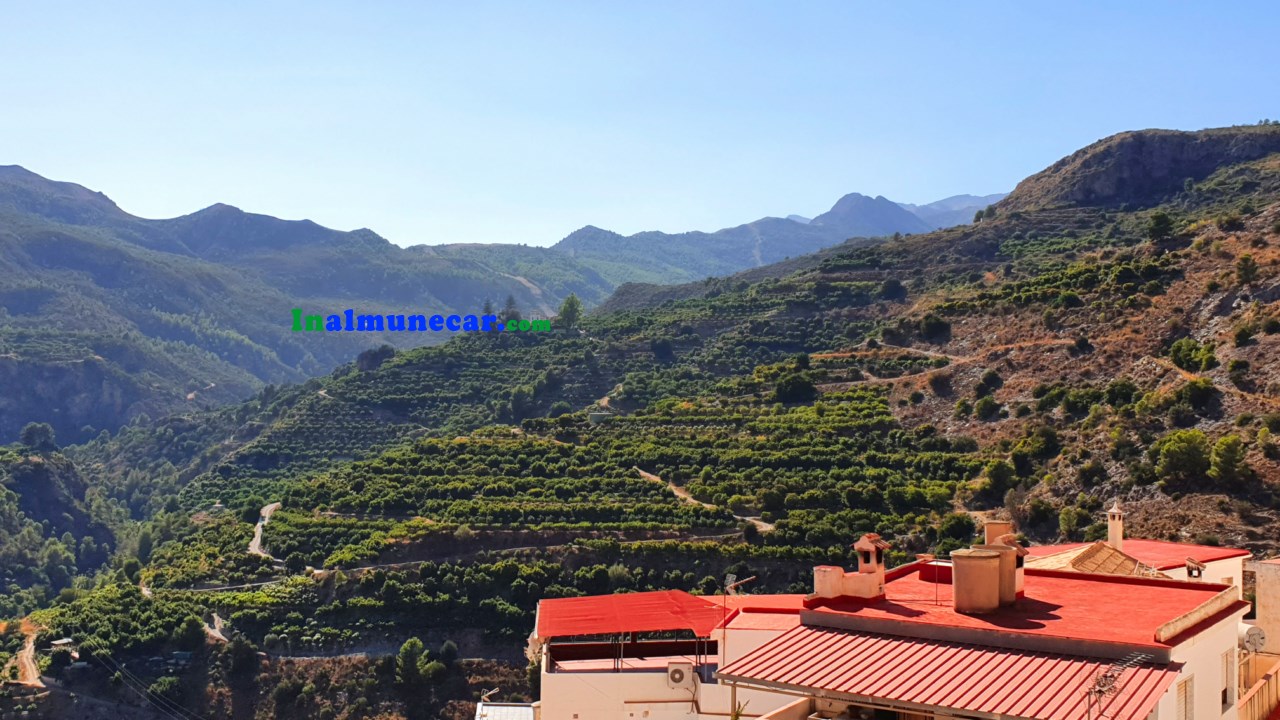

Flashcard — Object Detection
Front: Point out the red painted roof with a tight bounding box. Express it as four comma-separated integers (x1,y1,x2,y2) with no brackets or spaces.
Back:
718,625,1181,720
536,590,727,639
805,565,1241,650
535,591,806,639
1027,539,1250,570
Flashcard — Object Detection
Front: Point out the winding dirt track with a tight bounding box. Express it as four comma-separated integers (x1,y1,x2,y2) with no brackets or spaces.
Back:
15,621,42,686
634,466,776,533
248,502,283,559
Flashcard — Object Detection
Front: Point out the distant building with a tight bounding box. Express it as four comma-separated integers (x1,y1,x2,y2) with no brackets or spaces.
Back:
529,530,1267,720
1026,502,1251,587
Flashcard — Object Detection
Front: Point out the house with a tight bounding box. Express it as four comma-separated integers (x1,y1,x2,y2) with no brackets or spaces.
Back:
1025,502,1251,587
529,587,808,719
530,531,1264,720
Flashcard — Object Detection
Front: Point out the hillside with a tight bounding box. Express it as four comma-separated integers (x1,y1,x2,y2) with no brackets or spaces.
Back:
15,123,1280,718
0,166,614,444
0,167,991,446
0,443,115,618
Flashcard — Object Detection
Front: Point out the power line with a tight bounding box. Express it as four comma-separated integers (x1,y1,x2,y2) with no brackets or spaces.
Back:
66,619,207,720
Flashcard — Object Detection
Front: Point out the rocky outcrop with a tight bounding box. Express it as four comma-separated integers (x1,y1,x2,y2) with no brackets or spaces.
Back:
1000,125,1280,212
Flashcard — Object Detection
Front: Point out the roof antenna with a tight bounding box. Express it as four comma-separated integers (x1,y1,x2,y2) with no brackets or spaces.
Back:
721,575,757,625
1085,652,1152,720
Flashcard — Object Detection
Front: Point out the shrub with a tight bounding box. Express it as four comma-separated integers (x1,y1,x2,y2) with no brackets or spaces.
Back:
974,396,1001,421
1147,212,1174,241
1169,338,1217,372
919,315,951,342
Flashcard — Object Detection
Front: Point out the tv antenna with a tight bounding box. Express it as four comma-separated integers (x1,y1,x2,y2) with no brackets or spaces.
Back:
1085,652,1152,720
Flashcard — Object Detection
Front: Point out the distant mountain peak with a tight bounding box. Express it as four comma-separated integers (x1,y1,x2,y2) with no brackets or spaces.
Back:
810,192,932,236
0,164,123,223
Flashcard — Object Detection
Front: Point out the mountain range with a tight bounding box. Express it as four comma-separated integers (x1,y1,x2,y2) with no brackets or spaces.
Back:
0,166,995,443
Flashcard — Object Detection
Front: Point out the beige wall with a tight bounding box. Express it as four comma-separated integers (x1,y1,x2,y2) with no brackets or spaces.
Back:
1254,562,1280,653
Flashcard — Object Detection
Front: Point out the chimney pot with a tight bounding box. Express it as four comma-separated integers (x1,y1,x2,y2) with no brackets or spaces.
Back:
950,548,1002,614
983,520,1014,546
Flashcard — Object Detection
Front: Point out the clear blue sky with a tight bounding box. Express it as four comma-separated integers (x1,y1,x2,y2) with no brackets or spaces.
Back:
3,2,1277,247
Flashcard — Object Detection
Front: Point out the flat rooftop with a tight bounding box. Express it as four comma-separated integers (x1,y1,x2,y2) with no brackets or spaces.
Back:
805,564,1243,651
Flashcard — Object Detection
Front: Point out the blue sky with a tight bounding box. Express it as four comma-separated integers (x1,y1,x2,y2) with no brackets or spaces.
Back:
3,2,1278,247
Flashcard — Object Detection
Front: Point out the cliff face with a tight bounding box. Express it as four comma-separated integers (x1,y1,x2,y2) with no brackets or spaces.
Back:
1000,125,1280,212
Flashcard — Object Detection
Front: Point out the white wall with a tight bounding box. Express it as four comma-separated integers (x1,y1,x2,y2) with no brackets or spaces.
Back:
1163,557,1246,590
1147,609,1245,720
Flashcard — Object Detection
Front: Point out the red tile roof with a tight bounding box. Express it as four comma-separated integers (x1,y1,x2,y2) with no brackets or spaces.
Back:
535,591,806,639
718,625,1181,720
805,565,1242,650
1027,539,1250,570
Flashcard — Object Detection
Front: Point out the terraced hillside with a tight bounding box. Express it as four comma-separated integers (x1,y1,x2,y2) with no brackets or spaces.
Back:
12,123,1280,720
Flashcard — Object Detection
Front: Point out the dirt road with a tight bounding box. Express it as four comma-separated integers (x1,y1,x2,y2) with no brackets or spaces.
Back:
248,502,283,559
634,467,776,533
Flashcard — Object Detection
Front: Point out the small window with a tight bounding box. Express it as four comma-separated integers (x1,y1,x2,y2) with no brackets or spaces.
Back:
861,551,872,565
1222,651,1234,709
875,549,883,564
1177,676,1194,720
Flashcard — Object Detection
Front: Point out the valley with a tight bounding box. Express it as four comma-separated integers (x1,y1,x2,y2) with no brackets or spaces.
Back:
4,124,1280,719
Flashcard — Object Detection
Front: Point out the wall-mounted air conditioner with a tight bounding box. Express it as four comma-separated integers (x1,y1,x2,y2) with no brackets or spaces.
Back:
666,661,695,689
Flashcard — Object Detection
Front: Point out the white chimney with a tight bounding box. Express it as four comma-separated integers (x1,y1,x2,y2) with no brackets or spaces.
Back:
1107,501,1125,552
810,534,890,601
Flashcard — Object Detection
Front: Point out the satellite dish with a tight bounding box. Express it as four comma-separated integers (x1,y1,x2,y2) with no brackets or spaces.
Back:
1241,624,1267,653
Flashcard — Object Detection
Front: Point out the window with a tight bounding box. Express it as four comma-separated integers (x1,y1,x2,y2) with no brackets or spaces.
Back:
1222,651,1235,709
1177,676,1194,720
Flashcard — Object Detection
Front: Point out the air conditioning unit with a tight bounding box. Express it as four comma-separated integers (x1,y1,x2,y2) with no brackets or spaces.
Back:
666,661,695,689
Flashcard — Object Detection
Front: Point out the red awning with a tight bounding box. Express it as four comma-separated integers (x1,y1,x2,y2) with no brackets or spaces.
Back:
718,625,1181,720
536,590,730,639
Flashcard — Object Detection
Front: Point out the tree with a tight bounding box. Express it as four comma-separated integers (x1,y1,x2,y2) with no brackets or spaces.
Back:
136,528,153,563
880,278,907,301
773,374,816,404
174,615,206,650
501,294,521,323
438,640,458,665
557,293,582,330
482,297,495,316
396,637,426,687
1237,254,1260,285
223,637,260,677
1208,434,1249,487
19,422,57,452
356,344,396,372
1153,430,1210,485
918,314,951,342
1147,212,1174,241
